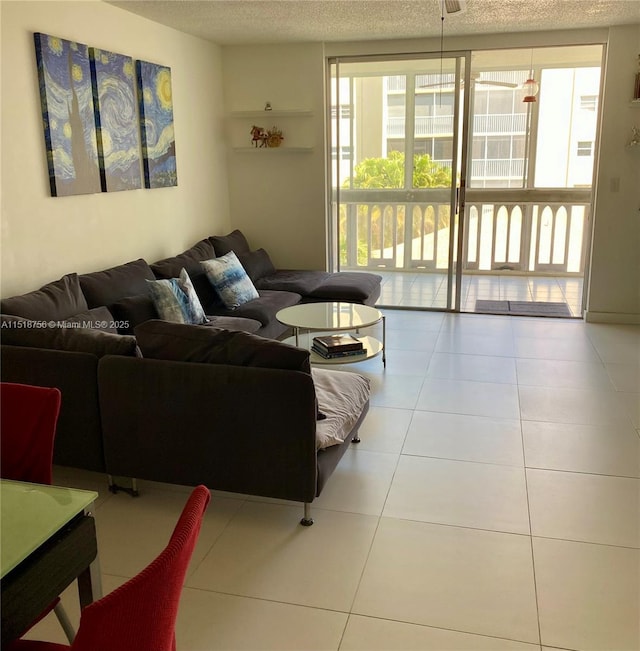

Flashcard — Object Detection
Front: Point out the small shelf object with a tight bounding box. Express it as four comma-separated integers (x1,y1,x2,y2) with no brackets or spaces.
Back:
229,106,314,152
626,126,640,149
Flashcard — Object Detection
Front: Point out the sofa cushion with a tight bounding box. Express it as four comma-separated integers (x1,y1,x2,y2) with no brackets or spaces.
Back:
79,259,156,308
204,316,262,334
307,272,382,305
134,320,326,420
63,306,118,334
147,269,207,325
0,314,138,358
150,238,219,312
254,269,330,295
210,229,251,257
135,320,310,372
109,295,159,334
0,273,88,321
201,252,259,309
237,248,277,283
151,238,216,278
203,289,300,327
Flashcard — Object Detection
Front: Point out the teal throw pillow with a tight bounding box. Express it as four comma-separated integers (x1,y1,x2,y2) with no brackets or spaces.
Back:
201,251,259,309
147,268,207,325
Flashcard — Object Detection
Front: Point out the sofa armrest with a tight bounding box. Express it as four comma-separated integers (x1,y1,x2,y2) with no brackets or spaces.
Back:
97,356,318,502
0,345,105,472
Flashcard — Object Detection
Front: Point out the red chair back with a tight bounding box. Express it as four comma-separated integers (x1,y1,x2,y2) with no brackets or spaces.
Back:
69,485,211,651
1,382,61,485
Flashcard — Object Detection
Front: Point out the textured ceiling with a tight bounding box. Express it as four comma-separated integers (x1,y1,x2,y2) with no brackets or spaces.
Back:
106,0,640,45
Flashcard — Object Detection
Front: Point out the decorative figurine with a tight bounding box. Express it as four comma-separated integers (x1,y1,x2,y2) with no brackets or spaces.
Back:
250,125,268,148
250,125,284,148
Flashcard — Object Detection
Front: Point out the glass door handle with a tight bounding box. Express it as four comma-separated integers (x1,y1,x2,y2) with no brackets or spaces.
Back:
456,184,466,215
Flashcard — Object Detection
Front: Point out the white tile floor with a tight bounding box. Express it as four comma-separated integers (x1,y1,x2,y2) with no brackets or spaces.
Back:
25,310,639,651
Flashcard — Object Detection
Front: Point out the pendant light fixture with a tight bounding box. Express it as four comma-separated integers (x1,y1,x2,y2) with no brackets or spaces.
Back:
522,49,539,103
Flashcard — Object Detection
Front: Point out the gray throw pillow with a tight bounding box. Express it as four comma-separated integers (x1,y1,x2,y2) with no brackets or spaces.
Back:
62,306,118,333
0,274,88,321
237,249,276,282
1,315,138,358
79,259,155,308
109,295,159,334
210,229,251,257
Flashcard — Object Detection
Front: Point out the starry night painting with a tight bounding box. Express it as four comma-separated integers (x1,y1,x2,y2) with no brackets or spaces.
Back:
136,60,178,189
34,33,101,197
89,48,142,192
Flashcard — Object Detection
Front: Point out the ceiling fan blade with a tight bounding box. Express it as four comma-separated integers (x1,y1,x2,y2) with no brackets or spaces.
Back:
475,80,518,88
418,82,454,89
420,81,517,90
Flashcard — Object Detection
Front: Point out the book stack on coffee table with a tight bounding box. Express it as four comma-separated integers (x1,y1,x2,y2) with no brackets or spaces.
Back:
311,333,366,360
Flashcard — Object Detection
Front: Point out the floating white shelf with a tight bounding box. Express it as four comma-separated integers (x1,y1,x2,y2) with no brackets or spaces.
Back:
232,146,313,153
229,110,313,118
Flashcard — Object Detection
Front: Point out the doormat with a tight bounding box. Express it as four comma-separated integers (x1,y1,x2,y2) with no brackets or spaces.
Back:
475,300,573,317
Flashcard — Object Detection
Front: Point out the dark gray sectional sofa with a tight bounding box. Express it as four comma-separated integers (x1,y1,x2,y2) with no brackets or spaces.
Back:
0,232,380,524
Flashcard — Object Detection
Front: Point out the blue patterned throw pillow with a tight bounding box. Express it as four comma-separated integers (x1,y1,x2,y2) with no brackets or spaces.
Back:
201,251,259,309
147,268,207,324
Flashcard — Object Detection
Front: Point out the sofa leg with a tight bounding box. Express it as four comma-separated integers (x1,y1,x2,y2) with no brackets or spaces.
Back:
108,475,139,497
300,503,314,526
352,433,361,443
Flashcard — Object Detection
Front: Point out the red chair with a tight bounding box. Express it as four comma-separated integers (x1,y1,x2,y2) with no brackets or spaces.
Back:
1,382,75,642
8,484,211,651
1,382,61,485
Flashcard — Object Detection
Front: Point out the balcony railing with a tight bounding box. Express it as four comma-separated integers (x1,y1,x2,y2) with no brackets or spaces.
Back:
336,189,591,275
471,159,525,178
473,113,527,133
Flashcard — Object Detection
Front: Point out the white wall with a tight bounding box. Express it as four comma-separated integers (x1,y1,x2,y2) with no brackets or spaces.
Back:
1,0,230,298
586,23,640,323
222,43,327,271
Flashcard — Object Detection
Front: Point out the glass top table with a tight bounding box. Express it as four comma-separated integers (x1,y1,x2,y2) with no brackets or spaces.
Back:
276,302,386,366
1,479,102,645
1,479,99,577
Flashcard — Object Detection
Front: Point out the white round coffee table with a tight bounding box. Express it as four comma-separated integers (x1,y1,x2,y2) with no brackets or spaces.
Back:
276,302,386,366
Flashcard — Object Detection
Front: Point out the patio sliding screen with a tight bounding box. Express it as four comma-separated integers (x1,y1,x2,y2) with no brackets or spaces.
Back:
328,54,467,310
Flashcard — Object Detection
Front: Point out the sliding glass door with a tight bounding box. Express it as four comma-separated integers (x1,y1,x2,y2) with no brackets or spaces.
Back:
461,46,603,317
328,54,469,310
327,44,604,317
